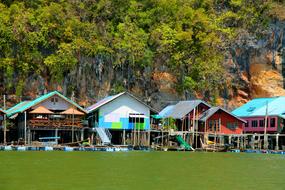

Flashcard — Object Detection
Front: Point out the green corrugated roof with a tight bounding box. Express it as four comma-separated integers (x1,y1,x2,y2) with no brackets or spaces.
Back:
6,91,86,117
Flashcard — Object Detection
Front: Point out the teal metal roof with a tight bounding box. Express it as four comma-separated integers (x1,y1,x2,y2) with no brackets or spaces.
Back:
159,105,175,118
232,96,285,117
6,91,86,117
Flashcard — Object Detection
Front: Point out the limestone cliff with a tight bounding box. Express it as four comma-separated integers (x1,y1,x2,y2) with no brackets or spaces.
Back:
3,22,285,112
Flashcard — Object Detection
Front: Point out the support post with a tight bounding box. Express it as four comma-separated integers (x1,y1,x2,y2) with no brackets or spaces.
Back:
192,108,196,147
55,128,58,144
276,133,279,151
80,128,84,141
24,111,27,145
3,94,6,145
148,129,151,147
252,135,255,149
237,136,240,149
123,129,126,145
27,128,31,145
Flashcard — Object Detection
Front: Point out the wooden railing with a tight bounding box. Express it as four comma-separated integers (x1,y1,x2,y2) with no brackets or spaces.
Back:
28,119,83,128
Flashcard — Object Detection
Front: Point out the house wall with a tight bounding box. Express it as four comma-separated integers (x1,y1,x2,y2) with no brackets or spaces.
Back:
241,116,279,133
205,110,243,134
98,94,150,130
32,95,70,111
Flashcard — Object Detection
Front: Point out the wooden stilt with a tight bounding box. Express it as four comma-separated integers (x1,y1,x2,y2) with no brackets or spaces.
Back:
123,129,126,145
55,128,58,144
148,129,151,147
276,133,279,151
237,136,240,149
252,135,255,149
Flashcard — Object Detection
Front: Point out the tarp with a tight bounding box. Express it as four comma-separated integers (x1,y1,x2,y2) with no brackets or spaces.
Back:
151,114,162,119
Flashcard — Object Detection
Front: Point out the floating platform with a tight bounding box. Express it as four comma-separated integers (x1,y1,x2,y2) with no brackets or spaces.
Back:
0,145,134,152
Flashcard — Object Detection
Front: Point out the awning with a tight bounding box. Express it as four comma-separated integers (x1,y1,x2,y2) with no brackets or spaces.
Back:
60,107,85,115
30,106,54,114
129,114,146,118
151,114,162,119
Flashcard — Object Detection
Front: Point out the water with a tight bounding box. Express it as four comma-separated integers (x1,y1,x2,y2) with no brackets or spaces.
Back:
0,152,284,190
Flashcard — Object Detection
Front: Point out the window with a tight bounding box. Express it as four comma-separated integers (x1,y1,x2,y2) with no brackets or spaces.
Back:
252,120,258,127
51,97,58,102
129,114,145,123
270,118,276,128
51,97,58,104
226,122,238,130
259,119,264,127
245,121,248,127
208,120,219,132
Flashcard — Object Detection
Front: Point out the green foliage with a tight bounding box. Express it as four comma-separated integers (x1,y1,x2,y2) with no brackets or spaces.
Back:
0,0,272,97
162,117,177,130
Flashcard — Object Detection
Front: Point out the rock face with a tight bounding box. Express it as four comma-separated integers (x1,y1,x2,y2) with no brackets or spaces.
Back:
224,21,285,110
3,22,285,111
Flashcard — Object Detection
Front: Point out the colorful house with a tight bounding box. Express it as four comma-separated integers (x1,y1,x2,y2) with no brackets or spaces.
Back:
6,91,87,145
232,97,285,134
86,92,157,145
198,107,245,135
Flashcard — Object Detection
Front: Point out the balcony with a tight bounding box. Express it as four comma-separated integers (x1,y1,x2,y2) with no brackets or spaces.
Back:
28,118,83,129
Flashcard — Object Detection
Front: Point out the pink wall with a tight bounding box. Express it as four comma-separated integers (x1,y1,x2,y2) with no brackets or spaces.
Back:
242,116,279,133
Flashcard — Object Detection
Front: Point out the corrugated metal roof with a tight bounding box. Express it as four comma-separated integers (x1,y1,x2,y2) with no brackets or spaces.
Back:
86,93,123,112
166,100,211,119
199,107,246,123
232,96,285,117
6,91,86,117
86,92,158,113
199,107,220,122
159,105,175,118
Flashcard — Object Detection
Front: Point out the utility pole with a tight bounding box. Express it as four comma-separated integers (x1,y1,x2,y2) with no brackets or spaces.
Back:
71,91,75,143
264,101,268,149
3,94,6,145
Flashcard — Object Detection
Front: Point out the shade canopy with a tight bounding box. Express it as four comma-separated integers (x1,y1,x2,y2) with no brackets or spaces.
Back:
129,114,146,118
151,114,162,119
30,106,54,114
60,107,85,115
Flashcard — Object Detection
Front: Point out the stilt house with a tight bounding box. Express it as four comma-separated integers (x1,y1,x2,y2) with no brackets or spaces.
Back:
232,97,285,134
198,107,245,135
6,91,87,145
86,92,157,146
159,100,211,131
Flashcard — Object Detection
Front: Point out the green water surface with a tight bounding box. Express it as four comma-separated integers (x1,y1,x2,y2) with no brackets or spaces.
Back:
0,152,284,190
